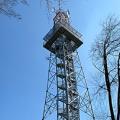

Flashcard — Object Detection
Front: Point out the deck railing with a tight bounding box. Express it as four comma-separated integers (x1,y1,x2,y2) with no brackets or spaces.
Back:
43,20,82,45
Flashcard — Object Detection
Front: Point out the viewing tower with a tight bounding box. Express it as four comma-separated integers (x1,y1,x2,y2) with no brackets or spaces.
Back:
42,10,95,120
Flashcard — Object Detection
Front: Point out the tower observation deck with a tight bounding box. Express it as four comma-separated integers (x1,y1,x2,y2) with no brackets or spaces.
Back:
42,10,95,120
43,10,83,53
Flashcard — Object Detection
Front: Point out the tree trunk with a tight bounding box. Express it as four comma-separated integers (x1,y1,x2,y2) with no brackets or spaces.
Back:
117,53,120,120
103,46,115,120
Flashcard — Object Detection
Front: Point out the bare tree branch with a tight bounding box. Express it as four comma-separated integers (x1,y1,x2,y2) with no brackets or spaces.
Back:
0,0,28,18
91,16,120,120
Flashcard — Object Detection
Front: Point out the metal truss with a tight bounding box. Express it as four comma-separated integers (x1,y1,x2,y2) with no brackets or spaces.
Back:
42,53,57,120
42,35,95,120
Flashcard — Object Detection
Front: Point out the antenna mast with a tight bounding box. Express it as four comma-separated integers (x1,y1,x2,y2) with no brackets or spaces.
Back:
58,0,62,10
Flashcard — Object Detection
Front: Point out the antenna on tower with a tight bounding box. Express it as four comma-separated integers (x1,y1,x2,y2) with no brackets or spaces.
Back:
58,0,61,10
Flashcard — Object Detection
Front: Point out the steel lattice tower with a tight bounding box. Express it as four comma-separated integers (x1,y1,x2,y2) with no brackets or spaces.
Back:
42,10,95,120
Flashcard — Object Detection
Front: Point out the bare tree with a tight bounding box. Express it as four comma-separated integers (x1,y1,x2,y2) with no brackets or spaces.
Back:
0,0,28,18
0,0,66,18
91,16,120,120
117,53,120,120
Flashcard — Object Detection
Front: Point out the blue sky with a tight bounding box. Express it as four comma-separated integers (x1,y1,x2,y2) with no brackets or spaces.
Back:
0,0,120,120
